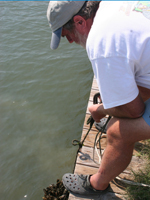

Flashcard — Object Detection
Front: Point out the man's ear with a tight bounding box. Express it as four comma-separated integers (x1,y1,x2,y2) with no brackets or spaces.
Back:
73,15,86,31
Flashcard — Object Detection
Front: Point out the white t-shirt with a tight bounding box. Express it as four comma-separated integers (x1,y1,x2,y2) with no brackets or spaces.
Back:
86,1,150,109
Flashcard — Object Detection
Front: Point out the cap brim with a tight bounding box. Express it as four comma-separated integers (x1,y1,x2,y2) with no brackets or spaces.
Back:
50,27,62,50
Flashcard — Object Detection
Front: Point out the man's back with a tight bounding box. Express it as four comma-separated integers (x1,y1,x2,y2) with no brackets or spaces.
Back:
86,1,150,109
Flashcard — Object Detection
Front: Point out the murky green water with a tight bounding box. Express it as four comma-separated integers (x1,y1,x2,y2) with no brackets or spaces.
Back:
0,2,93,200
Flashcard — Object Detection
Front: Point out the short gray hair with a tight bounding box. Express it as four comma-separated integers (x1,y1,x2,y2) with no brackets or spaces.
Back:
63,1,100,30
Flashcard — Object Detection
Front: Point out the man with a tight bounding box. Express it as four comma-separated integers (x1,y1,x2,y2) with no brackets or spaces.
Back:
47,1,150,195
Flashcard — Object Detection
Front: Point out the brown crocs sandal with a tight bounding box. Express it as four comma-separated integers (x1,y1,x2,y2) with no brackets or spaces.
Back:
62,173,110,195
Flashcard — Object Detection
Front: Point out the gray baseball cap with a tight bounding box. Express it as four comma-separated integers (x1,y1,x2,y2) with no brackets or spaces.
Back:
47,1,85,50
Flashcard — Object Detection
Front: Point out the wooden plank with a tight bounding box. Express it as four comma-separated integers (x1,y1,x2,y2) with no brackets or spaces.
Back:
76,146,144,181
91,77,99,90
86,101,92,114
76,146,103,168
69,191,126,200
81,129,107,149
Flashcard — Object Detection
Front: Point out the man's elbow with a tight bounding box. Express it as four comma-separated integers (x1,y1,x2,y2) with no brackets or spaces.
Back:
130,106,145,119
126,94,146,119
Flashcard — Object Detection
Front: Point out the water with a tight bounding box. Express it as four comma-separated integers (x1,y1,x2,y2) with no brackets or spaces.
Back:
0,2,93,200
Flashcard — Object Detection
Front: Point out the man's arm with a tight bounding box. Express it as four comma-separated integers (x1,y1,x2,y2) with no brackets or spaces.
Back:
89,93,145,122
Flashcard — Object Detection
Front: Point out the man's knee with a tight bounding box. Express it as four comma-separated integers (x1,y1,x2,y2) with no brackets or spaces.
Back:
106,118,133,145
106,118,120,143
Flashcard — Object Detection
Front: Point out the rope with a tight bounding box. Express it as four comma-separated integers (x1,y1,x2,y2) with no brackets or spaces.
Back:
115,176,150,188
93,116,111,163
72,115,94,173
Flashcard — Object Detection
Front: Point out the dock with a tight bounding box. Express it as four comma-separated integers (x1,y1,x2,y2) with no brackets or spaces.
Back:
69,77,144,200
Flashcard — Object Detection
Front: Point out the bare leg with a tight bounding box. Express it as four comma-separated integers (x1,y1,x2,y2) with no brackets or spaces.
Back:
90,117,150,190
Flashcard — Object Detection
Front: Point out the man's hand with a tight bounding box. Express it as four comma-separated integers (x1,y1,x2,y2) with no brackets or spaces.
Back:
88,103,106,122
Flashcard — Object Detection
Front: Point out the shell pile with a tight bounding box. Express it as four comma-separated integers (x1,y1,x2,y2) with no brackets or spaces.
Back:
42,179,69,200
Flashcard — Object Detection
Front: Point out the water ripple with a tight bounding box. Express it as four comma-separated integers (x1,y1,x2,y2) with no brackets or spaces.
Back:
0,2,93,200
